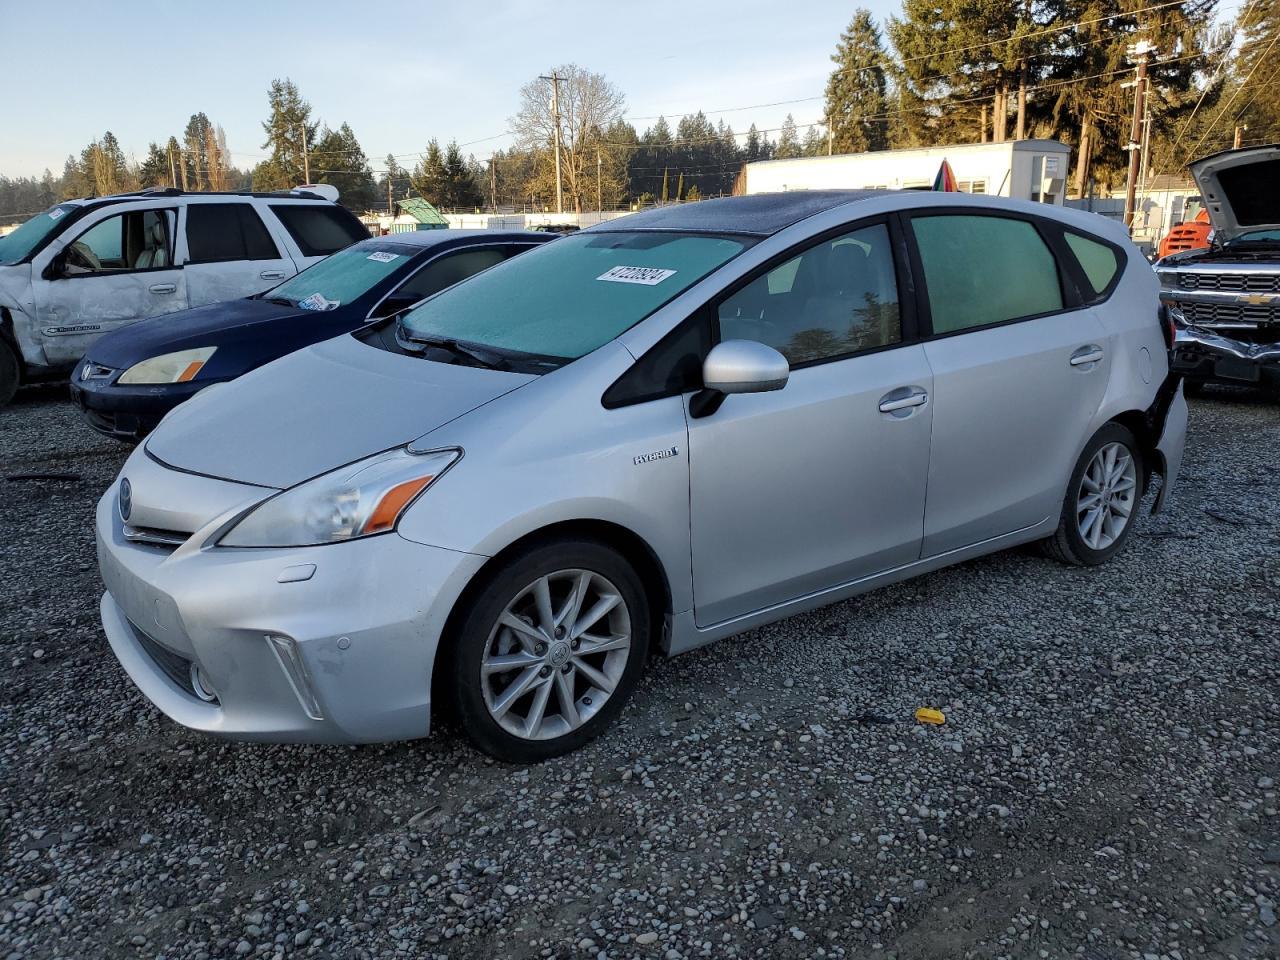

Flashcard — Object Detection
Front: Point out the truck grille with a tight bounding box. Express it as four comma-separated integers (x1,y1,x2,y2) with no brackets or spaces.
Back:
1181,300,1279,326
1177,272,1280,293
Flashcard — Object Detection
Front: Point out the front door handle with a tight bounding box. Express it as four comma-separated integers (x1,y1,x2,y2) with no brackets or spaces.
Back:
260,270,285,280
1070,345,1105,366
148,282,177,294
879,387,929,414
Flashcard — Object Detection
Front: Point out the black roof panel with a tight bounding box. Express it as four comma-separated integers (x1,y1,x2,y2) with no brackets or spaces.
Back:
588,190,889,236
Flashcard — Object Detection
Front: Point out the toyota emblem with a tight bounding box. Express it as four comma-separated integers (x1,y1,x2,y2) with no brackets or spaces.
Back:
118,477,132,522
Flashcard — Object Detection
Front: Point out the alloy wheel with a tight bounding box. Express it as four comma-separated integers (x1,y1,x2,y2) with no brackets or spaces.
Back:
480,569,632,741
1076,441,1137,551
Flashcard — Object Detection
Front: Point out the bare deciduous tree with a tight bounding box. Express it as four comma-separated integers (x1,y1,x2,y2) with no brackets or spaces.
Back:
511,64,626,212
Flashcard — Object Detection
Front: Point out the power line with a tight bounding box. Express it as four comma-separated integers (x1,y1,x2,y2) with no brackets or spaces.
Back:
1181,22,1280,162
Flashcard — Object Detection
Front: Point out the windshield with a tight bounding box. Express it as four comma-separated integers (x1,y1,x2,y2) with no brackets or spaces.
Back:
0,204,78,265
400,231,749,360
1225,228,1280,247
269,241,413,309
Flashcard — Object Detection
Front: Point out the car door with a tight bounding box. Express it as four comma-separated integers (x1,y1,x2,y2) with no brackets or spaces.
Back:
906,210,1110,557
686,219,934,627
31,204,186,366
179,202,298,307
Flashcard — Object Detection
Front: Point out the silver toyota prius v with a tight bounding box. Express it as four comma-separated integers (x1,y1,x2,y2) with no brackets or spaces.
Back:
96,191,1188,762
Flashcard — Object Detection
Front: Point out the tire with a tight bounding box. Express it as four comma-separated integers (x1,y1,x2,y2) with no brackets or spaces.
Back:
0,341,18,408
1041,422,1145,567
448,538,650,762
1182,379,1205,398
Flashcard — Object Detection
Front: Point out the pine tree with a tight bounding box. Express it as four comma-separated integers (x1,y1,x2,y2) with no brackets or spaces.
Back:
443,140,482,209
824,10,890,153
138,143,170,188
410,140,449,206
253,78,317,191
775,115,802,159
310,123,377,210
184,113,212,190
1231,0,1280,145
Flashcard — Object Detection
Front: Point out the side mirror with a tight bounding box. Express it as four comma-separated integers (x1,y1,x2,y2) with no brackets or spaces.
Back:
691,339,789,418
374,293,420,318
702,339,789,394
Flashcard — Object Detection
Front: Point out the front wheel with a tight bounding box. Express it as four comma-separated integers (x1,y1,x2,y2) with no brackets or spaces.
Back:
1042,423,1144,566
448,539,650,762
0,341,19,408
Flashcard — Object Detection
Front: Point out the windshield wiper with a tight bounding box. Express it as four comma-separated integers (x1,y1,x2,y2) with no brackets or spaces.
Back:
395,319,510,370
265,296,296,307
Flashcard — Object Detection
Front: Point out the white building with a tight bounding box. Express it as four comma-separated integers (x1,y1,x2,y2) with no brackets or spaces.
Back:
741,139,1072,205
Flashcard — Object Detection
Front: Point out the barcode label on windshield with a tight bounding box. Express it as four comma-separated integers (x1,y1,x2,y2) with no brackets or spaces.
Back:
367,251,399,263
597,265,676,286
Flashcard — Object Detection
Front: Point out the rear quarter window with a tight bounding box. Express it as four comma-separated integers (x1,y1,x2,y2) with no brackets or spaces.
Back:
269,204,369,257
1063,231,1122,301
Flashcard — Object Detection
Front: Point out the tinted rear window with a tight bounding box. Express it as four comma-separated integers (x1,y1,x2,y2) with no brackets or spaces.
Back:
269,204,368,257
186,203,279,263
1063,231,1121,300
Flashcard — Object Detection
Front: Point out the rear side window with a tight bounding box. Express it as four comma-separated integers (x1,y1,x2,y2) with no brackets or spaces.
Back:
269,204,369,257
186,204,279,263
396,248,507,301
912,215,1063,334
1063,231,1121,300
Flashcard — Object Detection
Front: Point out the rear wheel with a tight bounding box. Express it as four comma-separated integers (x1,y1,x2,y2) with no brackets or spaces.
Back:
449,539,650,762
0,341,18,408
1042,423,1144,566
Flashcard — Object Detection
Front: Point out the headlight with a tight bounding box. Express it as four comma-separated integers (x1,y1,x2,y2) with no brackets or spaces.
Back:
218,447,460,548
118,347,216,385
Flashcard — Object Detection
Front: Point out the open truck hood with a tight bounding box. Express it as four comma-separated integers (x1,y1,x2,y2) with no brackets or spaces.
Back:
1189,144,1280,243
145,333,534,489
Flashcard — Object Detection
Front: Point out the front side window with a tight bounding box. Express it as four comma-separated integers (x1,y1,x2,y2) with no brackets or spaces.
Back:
186,203,279,263
395,248,507,302
718,223,902,365
269,204,368,257
1063,230,1121,300
912,215,1063,334
269,242,414,310
64,209,172,274
399,231,749,361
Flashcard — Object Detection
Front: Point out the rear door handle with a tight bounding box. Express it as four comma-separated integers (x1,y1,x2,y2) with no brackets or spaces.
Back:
260,270,285,280
148,283,176,294
1070,345,1105,366
879,387,929,414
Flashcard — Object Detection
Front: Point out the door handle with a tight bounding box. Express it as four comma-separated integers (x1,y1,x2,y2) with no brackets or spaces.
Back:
260,270,285,280
1070,345,1104,366
148,283,177,294
879,388,929,414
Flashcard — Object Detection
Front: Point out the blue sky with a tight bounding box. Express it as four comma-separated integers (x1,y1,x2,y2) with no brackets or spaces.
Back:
0,0,903,179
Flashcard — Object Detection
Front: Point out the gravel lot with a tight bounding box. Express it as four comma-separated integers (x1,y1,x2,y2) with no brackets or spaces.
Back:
1,383,1277,960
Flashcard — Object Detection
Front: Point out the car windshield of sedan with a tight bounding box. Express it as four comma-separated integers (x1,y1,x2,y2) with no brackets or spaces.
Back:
1224,228,1280,248
398,231,750,360
0,204,78,265
268,242,414,310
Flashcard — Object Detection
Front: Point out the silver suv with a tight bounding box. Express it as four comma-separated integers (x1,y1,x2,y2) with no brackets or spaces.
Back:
95,190,1187,761
0,187,368,405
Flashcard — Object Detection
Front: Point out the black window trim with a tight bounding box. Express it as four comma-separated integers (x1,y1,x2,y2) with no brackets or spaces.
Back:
267,202,370,258
602,213,920,409
183,202,282,265
52,207,180,280
902,207,1088,341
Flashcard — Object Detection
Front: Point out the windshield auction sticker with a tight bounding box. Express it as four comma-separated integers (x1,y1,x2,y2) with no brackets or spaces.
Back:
597,265,677,285
49,208,65,220
297,293,340,311
367,251,400,263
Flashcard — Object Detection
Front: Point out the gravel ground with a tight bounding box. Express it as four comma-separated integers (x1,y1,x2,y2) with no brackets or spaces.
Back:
1,383,1277,960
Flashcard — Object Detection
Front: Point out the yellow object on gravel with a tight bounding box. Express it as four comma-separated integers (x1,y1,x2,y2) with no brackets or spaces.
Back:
915,707,946,725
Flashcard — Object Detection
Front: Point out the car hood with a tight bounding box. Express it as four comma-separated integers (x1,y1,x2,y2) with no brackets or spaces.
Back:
145,333,535,488
1189,144,1280,243
88,297,301,367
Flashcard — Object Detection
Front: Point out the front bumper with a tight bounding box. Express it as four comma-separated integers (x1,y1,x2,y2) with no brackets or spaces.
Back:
70,374,209,441
95,480,486,743
1171,325,1280,388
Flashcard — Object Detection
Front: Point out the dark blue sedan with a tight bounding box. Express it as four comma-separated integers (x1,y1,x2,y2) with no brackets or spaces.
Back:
70,230,552,439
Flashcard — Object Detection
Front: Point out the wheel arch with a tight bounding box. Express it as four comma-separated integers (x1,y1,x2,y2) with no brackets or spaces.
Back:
430,518,675,713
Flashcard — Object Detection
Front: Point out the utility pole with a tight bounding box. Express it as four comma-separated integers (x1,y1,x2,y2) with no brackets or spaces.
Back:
1233,124,1246,149
1122,40,1155,233
596,148,602,212
980,104,988,144
387,175,393,217
827,116,833,156
167,142,178,189
539,71,564,214
489,157,498,214
1015,61,1028,140
298,123,310,183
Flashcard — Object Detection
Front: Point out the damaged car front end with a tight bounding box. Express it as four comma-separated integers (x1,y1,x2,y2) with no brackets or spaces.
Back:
1157,144,1280,393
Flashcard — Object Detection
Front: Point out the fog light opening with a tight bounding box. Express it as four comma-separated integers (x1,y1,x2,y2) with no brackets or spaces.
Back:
189,663,219,703
265,634,325,721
